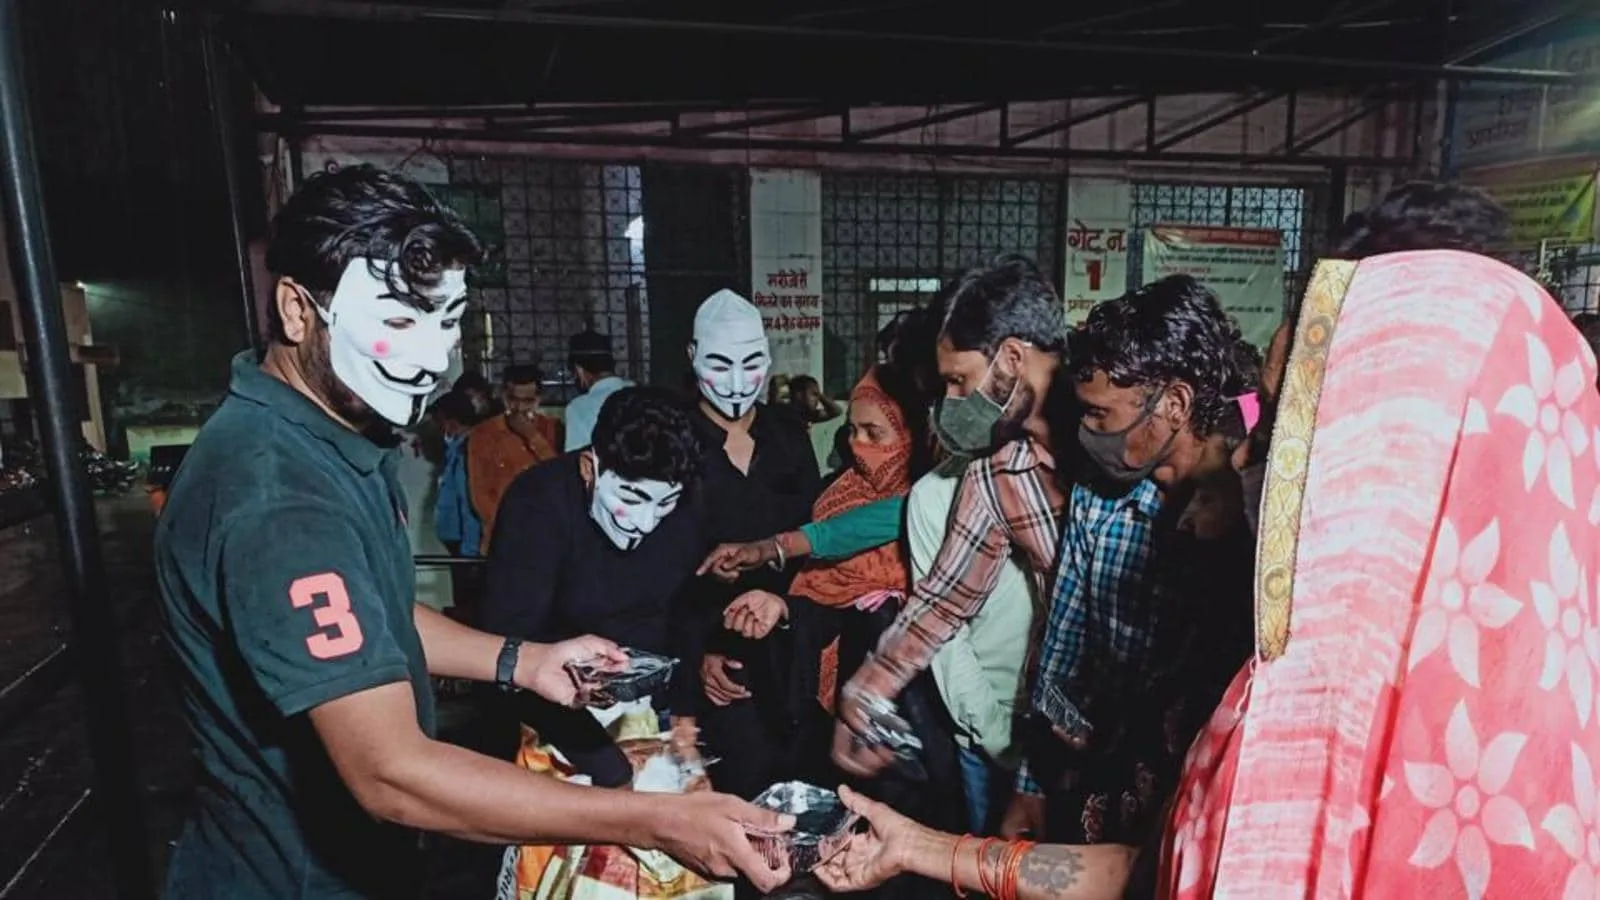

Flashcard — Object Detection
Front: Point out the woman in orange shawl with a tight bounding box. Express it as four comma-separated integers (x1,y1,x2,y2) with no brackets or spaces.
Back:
809,243,1600,898
720,368,919,703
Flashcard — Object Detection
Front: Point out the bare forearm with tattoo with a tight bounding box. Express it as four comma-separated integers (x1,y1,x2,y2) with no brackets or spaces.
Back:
904,830,1135,899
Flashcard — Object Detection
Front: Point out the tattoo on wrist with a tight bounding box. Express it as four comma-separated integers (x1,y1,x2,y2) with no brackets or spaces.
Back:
1018,846,1086,894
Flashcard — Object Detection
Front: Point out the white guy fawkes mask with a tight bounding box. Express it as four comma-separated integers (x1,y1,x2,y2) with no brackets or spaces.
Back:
690,289,771,421
588,465,683,551
313,259,469,427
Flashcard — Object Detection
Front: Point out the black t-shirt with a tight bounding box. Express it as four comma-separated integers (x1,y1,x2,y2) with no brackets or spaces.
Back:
155,353,434,899
478,453,706,784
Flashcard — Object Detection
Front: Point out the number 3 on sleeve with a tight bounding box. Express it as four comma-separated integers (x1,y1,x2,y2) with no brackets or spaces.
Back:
289,573,366,660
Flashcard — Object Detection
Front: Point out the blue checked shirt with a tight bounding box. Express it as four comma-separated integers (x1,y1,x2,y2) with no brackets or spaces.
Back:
1017,478,1162,796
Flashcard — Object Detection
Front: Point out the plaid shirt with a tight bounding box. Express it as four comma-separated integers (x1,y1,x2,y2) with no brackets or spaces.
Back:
1018,478,1162,795
847,438,1065,702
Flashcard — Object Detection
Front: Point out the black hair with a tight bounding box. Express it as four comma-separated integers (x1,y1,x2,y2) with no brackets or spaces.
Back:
453,371,492,396
875,296,946,481
427,390,476,425
1227,336,1263,395
568,330,617,376
1334,181,1510,259
1067,275,1242,438
591,387,704,485
878,292,948,402
264,164,483,343
788,375,821,400
939,254,1068,356
502,364,543,387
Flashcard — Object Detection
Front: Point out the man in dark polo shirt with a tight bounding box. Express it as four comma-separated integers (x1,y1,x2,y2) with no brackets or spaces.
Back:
154,166,788,899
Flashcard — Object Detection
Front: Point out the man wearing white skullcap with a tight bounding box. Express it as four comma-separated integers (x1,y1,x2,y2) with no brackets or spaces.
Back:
674,289,827,807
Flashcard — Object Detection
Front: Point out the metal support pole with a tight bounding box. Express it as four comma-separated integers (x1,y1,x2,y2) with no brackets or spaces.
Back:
202,20,261,353
1285,90,1298,147
1328,164,1350,239
0,1,154,896
288,134,306,189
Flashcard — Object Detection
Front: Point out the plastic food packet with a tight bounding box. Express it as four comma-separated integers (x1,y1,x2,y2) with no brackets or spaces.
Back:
744,782,859,873
1035,680,1093,744
841,686,927,781
566,648,677,708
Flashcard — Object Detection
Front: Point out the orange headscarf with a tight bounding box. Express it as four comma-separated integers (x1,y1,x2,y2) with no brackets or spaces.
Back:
789,369,913,608
788,369,913,712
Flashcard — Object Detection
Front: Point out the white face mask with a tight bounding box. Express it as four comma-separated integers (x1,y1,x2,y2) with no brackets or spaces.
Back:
312,260,468,427
692,340,771,420
588,465,683,551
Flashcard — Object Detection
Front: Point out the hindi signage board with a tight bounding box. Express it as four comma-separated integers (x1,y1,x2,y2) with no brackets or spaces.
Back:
1449,25,1600,170
1063,218,1131,326
749,170,824,383
1141,226,1286,350
1464,160,1599,249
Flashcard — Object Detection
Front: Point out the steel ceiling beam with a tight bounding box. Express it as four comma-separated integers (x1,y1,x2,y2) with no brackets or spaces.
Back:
281,99,819,124
1003,96,1149,148
1252,0,1401,50
238,0,1596,85
260,118,1415,168
846,102,1003,142
674,106,837,137
1150,90,1285,152
1039,0,1187,36
1288,96,1389,155
1446,2,1579,65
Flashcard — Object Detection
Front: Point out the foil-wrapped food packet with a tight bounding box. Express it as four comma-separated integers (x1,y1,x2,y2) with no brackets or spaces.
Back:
1035,680,1093,744
744,782,858,873
566,648,677,708
842,687,927,781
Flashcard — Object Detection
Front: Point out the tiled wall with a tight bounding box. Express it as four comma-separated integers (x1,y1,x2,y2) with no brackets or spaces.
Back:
820,173,1062,395
441,156,647,402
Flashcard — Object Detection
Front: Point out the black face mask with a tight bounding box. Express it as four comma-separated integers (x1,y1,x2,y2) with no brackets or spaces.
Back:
1077,390,1178,486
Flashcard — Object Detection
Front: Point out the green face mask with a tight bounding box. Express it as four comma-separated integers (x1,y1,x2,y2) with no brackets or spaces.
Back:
931,356,1018,456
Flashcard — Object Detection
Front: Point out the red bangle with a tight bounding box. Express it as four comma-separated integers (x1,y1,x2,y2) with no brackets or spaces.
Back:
950,834,971,898
1000,840,1034,900
975,838,1001,897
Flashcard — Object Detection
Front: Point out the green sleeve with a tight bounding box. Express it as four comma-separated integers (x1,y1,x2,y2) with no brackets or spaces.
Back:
220,502,412,718
799,496,906,560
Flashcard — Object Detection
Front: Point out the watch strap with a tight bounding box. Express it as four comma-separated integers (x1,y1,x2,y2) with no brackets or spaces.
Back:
495,637,522,691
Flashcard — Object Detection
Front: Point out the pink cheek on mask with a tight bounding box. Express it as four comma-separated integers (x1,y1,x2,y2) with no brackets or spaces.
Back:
752,373,764,385
613,506,627,520
701,378,715,388
372,340,391,357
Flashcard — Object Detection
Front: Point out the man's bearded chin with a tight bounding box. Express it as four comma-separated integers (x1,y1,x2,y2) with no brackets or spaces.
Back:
990,370,1034,446
303,323,379,433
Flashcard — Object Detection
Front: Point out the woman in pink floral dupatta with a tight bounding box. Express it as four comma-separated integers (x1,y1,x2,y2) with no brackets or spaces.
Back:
1164,248,1600,899
812,248,1600,900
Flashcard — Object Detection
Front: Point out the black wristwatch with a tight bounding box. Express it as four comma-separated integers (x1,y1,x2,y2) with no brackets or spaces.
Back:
495,637,522,692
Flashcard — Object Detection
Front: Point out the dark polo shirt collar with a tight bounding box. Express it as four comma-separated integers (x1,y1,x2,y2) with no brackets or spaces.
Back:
225,351,387,476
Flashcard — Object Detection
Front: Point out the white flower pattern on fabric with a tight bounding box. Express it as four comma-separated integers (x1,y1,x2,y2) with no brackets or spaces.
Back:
1532,522,1595,726
1172,779,1211,892
1495,333,1590,509
1404,701,1534,900
1540,743,1600,900
1410,519,1523,687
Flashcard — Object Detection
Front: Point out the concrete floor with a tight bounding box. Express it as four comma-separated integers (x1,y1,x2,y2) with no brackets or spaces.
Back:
0,495,192,898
